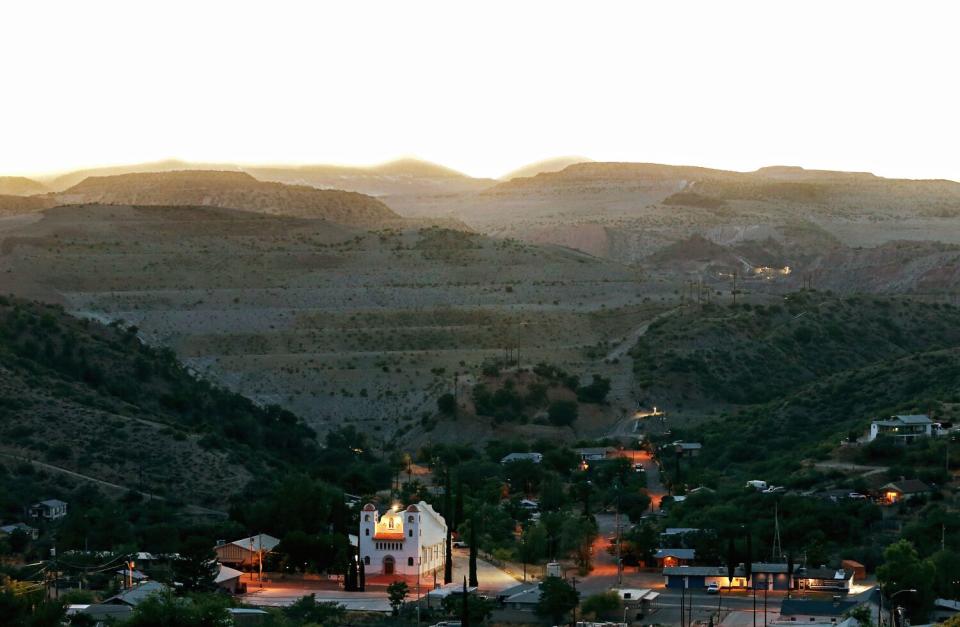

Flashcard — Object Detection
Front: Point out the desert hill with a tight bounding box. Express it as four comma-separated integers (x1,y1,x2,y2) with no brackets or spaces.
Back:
388,162,960,298
0,176,48,196
52,170,400,226
0,295,317,507
42,157,496,197
0,202,664,438
0,194,56,216
500,156,593,180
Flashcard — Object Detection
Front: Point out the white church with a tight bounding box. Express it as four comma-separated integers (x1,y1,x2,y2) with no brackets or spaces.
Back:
359,501,447,577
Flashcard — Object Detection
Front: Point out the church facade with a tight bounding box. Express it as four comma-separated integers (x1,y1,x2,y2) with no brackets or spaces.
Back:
359,501,447,577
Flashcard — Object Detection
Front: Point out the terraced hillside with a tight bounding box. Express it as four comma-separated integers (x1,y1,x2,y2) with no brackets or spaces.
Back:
0,204,668,439
0,297,316,508
387,163,960,295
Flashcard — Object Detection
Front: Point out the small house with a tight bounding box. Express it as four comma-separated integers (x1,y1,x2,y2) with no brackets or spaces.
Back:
215,563,244,594
880,480,932,504
674,442,702,457
573,447,615,462
869,414,934,443
0,522,39,540
795,567,854,592
103,581,169,607
778,599,858,623
214,533,280,568
655,548,695,567
30,499,68,521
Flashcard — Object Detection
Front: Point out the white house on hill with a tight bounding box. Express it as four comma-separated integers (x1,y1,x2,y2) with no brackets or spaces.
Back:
868,414,934,443
359,501,447,577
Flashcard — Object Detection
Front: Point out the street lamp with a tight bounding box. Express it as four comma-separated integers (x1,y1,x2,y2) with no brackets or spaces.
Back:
879,588,916,627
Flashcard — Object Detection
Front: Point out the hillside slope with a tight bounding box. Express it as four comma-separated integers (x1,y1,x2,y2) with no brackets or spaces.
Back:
42,158,494,196
52,170,400,226
632,291,960,407
0,176,48,195
0,296,317,507
0,203,656,436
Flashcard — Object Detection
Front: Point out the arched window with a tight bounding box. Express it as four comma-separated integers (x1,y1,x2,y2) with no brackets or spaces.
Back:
408,515,414,522
364,556,370,565
408,557,414,566
408,529,413,537
364,514,370,522
365,529,369,536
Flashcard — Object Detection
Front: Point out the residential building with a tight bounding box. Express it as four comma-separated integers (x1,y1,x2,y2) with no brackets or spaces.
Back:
777,599,857,623
795,567,854,592
29,499,68,521
500,583,542,610
500,452,543,465
215,533,280,568
868,414,934,443
663,566,735,589
655,548,695,567
750,563,793,590
0,522,39,540
932,598,960,623
103,581,169,607
574,447,615,462
359,501,447,577
880,479,932,504
215,564,244,594
674,442,702,457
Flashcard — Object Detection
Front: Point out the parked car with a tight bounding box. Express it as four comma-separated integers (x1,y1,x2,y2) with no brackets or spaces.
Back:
706,583,720,594
452,541,468,548
848,492,867,500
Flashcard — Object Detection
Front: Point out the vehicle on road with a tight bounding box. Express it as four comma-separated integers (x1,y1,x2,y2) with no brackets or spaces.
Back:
452,541,468,548
706,583,720,594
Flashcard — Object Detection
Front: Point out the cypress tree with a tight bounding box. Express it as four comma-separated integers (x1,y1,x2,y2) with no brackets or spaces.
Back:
468,519,478,587
445,525,453,584
462,576,470,627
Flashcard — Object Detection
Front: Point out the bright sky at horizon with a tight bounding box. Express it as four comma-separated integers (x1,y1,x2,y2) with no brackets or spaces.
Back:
1,1,958,180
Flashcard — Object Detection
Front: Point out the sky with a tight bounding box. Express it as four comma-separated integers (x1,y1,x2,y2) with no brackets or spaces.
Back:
1,1,958,181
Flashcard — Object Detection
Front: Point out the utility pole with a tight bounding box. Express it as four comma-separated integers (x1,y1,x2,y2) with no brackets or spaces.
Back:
615,481,623,586
732,271,738,305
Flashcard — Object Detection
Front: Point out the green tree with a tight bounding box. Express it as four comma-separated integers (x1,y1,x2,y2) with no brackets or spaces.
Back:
581,591,622,619
547,400,578,427
846,604,874,627
127,592,230,627
387,581,409,616
172,536,218,592
536,576,580,625
442,592,494,624
283,594,345,624
437,393,457,416
876,539,935,621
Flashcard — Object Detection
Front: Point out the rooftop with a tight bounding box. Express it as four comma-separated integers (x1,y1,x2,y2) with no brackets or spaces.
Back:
663,566,726,577
780,599,858,617
655,548,696,560
883,479,932,494
228,533,281,552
